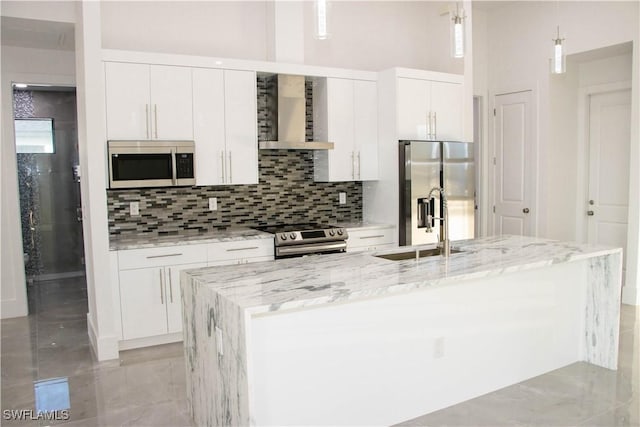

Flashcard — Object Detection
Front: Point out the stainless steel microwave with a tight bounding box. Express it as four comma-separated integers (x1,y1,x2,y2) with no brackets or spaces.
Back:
108,140,196,189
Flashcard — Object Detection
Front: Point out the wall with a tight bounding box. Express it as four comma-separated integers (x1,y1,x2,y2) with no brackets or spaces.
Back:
1,46,76,318
0,1,75,23
479,1,639,304
100,1,269,60
100,1,461,73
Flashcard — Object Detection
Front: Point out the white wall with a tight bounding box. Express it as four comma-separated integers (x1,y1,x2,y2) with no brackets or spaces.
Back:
478,1,639,304
100,1,269,60
0,0,75,23
0,46,76,318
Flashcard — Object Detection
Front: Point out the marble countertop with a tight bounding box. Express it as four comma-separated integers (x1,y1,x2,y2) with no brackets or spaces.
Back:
110,227,273,250
184,235,621,315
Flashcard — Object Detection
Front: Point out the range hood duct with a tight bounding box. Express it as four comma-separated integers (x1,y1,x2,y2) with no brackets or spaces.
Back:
258,74,334,150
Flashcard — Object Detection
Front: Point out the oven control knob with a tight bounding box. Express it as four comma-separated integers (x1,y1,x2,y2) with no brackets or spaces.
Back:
337,229,344,235
280,233,287,241
329,230,335,236
290,233,296,240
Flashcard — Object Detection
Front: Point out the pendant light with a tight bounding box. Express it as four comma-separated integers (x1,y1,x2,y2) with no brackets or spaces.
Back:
315,0,330,40
450,3,465,59
551,26,566,74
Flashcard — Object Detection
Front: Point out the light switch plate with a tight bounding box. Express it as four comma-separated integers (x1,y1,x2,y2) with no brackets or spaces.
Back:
208,197,218,211
129,201,139,216
339,192,347,205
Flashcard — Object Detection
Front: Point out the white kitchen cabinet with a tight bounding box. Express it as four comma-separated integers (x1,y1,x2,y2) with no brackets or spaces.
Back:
114,237,273,346
104,62,193,141
346,225,395,253
193,68,258,186
397,77,462,142
314,78,379,182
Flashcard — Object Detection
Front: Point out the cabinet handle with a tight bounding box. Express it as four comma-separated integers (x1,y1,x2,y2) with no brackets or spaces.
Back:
159,269,164,304
351,151,355,180
145,104,150,139
154,104,158,139
228,151,233,183
225,246,258,252
359,235,385,239
171,149,177,186
357,151,361,180
168,267,173,303
146,253,183,259
220,151,225,183
426,112,431,140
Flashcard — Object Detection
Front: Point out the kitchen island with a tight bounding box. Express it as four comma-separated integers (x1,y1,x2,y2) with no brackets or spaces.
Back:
181,235,622,426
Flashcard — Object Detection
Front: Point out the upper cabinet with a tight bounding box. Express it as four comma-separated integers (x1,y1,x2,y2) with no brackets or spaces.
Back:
397,77,463,141
314,78,379,182
192,68,258,186
105,62,193,141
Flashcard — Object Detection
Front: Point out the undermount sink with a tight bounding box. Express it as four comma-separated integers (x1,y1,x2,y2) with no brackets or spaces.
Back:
375,247,462,261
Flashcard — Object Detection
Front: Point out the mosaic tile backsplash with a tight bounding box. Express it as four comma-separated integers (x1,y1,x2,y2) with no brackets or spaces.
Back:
107,150,362,237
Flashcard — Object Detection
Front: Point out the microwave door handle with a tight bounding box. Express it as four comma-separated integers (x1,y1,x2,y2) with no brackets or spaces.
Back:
171,149,177,185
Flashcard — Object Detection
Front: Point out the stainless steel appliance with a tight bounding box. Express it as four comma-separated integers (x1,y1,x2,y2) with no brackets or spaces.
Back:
108,140,195,188
399,140,475,246
254,223,348,259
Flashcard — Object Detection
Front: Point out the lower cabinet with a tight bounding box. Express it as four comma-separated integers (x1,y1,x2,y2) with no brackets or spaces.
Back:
346,225,395,252
119,262,206,340
114,238,274,347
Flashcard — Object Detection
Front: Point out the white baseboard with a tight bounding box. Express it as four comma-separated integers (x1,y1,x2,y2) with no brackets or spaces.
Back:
119,332,183,351
87,313,120,361
622,285,638,306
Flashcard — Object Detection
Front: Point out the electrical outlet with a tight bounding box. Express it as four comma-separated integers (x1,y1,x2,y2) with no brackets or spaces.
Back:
208,197,218,211
129,201,139,216
339,192,347,205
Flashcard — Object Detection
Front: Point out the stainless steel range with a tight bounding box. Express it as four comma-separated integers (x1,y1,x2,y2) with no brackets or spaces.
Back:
254,223,348,259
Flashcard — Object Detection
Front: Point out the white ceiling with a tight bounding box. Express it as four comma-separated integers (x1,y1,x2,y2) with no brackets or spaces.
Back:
1,16,75,51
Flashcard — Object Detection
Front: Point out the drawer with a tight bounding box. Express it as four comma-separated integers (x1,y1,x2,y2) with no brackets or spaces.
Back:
117,244,208,270
208,238,274,262
346,227,395,250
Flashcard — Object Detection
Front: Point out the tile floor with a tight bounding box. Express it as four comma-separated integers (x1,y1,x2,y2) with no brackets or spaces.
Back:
1,276,638,426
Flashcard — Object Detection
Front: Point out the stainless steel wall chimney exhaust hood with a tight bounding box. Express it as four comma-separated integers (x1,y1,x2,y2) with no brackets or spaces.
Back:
258,74,334,150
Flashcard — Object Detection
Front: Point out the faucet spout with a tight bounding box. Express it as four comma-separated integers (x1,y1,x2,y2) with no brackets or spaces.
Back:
427,187,450,258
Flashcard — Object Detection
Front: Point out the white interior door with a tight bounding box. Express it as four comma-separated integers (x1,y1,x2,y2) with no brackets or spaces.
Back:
493,90,534,236
587,89,631,269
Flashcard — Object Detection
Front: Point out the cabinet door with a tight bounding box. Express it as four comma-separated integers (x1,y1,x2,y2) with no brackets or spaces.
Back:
149,65,194,140
224,70,258,185
166,263,207,334
430,81,463,141
105,62,151,140
119,267,168,340
397,77,430,140
193,68,226,186
327,78,355,182
353,80,378,181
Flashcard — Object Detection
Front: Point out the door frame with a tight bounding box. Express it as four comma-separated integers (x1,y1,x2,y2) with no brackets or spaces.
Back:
490,86,538,237
1,72,76,318
576,81,632,244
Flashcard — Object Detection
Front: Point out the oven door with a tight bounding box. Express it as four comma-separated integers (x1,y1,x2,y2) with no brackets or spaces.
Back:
275,241,347,259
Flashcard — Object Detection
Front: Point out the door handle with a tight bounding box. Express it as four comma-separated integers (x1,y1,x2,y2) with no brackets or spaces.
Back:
228,151,233,183
220,151,225,183
153,104,159,139
159,269,164,304
145,104,150,139
587,210,595,216
357,151,361,180
522,208,530,214
433,112,437,139
168,267,173,303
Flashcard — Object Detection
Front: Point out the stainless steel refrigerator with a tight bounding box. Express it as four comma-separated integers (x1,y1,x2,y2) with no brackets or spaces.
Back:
399,140,475,246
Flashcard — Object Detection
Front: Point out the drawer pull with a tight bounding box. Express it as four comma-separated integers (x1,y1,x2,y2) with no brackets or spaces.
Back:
359,235,385,239
146,253,183,259
225,246,259,252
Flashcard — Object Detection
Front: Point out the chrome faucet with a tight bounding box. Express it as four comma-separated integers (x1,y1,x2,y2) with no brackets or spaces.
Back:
425,187,450,257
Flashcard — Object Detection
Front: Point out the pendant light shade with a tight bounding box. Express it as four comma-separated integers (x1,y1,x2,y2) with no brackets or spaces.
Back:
315,0,330,40
550,26,566,74
450,4,465,58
